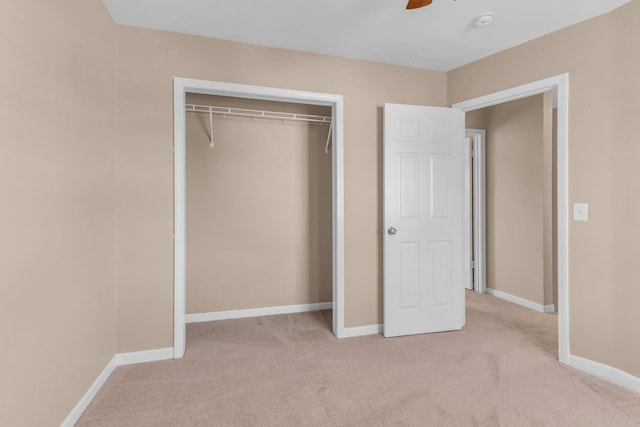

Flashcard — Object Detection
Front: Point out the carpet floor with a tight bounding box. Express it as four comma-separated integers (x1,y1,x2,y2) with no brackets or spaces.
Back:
77,291,640,426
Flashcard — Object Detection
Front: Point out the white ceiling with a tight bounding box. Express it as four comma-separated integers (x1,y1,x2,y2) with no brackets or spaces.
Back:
102,0,630,71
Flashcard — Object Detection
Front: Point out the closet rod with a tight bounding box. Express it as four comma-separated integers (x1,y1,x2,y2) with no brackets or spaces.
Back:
186,104,332,125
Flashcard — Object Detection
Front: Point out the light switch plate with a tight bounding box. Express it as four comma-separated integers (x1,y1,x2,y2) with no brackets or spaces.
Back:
573,203,589,221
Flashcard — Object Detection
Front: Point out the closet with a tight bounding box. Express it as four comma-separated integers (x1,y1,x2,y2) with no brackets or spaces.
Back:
185,94,333,318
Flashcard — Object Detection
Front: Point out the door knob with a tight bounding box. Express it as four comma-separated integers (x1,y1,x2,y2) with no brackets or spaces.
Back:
387,227,397,235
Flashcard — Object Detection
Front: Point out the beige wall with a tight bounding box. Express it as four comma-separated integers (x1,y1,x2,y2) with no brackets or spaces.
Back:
185,94,332,313
115,25,447,351
448,0,640,377
0,1,117,426
610,3,640,378
467,96,549,306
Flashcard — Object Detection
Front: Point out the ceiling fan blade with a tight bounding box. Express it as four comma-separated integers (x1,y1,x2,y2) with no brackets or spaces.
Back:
406,0,433,9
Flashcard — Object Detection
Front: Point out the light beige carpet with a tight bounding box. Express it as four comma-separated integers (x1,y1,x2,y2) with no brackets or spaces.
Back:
77,291,640,426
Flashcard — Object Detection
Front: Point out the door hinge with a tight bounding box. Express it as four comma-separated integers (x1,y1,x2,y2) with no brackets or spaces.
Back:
471,260,475,269
470,148,475,158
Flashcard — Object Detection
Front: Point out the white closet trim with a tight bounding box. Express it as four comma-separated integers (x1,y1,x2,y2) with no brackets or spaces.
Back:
173,78,345,359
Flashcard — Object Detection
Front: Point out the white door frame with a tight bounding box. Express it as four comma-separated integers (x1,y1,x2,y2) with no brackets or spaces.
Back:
466,129,486,294
453,73,570,364
172,78,345,358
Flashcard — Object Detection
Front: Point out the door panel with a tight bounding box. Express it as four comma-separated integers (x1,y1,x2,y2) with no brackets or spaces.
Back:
430,154,450,218
384,103,466,338
398,154,419,219
399,242,420,309
431,241,452,306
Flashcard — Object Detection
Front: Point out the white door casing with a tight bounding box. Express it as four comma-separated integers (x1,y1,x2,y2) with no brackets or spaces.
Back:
383,103,466,338
173,78,345,358
466,129,487,294
464,135,473,291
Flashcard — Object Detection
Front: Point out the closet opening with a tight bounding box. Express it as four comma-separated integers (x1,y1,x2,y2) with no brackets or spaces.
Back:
173,78,345,358
186,94,333,327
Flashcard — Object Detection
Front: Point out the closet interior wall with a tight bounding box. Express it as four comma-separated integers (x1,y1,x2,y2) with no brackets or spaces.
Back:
185,94,333,314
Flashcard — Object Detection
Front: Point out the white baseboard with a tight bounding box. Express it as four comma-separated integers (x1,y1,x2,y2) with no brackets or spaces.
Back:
115,347,174,366
568,354,640,393
486,288,555,313
341,324,383,338
60,356,117,427
185,302,333,324
61,347,175,427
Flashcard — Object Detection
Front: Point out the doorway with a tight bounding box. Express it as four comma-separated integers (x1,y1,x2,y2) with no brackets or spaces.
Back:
173,78,345,358
466,95,556,312
454,73,569,364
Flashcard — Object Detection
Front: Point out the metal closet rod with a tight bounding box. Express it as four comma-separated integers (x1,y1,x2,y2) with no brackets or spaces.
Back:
185,103,332,124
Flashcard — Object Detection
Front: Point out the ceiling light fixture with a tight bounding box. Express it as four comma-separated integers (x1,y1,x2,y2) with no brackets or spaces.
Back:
475,14,495,27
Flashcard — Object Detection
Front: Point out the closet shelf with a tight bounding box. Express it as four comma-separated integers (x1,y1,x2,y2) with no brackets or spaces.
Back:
185,104,331,124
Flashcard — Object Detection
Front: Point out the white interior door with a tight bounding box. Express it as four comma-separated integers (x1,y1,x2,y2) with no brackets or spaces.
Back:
383,103,466,338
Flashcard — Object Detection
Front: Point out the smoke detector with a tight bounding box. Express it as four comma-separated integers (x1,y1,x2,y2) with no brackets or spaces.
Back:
475,14,495,27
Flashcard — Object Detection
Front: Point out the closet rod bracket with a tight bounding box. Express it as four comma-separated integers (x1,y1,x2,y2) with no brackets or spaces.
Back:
324,121,333,154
